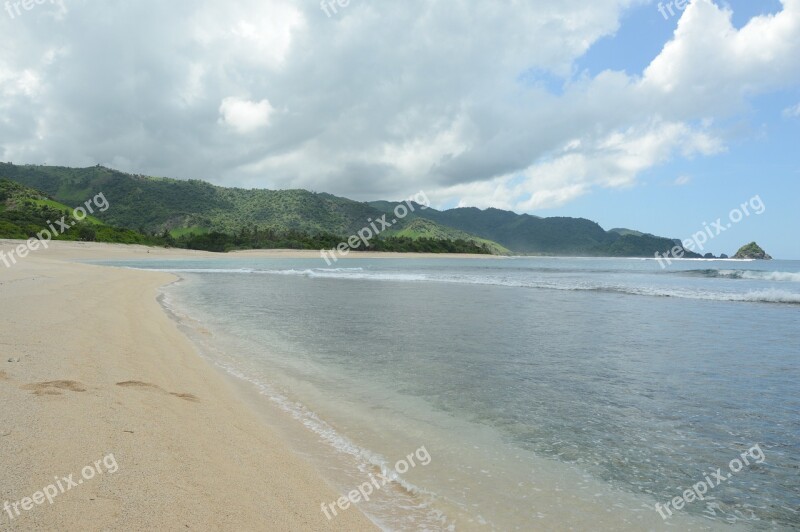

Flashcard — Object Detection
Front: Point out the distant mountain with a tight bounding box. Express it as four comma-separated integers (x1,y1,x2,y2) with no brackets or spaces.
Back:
370,201,698,257
2,163,700,257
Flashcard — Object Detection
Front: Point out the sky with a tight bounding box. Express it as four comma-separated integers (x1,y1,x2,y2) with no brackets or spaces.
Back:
1,0,799,257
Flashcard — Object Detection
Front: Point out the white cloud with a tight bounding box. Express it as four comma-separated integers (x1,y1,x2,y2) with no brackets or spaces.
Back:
674,175,692,186
0,0,798,210
432,120,723,211
218,97,275,134
641,0,800,107
783,103,800,117
189,0,305,69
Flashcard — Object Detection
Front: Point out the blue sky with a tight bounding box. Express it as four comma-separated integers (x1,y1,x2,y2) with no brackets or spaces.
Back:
543,0,800,258
1,0,799,257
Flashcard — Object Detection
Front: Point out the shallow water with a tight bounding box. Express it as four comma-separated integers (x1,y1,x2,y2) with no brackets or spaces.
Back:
100,257,800,530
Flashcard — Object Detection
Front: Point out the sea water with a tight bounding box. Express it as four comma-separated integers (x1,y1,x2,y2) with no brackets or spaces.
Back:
98,257,800,531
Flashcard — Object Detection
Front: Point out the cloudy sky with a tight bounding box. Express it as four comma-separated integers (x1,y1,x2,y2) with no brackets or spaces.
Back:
1,0,799,256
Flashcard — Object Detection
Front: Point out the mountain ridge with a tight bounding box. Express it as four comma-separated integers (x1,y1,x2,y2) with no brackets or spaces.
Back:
1,163,700,257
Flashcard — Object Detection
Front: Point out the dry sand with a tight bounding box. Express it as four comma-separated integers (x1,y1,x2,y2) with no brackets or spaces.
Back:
0,241,384,531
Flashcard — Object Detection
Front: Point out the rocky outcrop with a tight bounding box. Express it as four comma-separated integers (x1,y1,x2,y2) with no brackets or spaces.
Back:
733,242,772,260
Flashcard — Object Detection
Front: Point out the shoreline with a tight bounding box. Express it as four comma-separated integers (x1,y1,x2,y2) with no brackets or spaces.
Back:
0,239,501,262
154,278,465,530
0,241,378,530
2,241,784,529
133,248,744,531
1,239,782,262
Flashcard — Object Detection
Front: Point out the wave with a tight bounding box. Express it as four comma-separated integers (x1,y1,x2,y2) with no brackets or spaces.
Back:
146,268,257,274
494,283,800,305
640,257,756,262
141,267,800,305
686,269,800,283
615,287,800,304
148,267,370,275
149,266,429,282
267,269,430,282
263,270,800,303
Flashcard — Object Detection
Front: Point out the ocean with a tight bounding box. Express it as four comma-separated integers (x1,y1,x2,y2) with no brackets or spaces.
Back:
98,256,800,531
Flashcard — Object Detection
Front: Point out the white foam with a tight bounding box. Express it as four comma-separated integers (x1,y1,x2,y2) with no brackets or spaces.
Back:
200,361,448,528
737,270,800,283
140,266,800,304
139,267,257,274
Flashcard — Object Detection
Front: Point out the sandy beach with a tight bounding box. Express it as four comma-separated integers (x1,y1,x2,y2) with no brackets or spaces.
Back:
0,241,381,531
2,241,782,531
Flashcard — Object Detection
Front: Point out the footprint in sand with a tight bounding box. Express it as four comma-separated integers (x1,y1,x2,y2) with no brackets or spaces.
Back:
116,381,199,402
117,380,163,391
23,380,87,396
169,392,200,402
0,370,9,381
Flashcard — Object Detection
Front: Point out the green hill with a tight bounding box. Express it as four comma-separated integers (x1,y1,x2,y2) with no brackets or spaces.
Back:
0,163,382,236
0,179,158,245
602,233,683,257
0,163,505,254
370,201,698,257
387,218,510,255
0,165,495,254
2,163,700,257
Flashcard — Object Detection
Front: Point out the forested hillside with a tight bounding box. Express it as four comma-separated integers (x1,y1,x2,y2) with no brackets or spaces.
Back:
2,163,698,257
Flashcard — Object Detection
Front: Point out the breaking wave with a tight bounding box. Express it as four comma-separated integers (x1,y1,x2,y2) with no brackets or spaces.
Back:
144,267,800,305
685,269,800,283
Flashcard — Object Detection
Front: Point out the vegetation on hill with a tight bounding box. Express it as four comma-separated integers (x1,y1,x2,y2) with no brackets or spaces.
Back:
0,171,492,255
2,163,706,257
384,218,511,255
0,163,508,254
609,228,645,237
371,201,700,257
0,163,389,236
0,179,158,245
600,234,696,257
173,227,491,254
733,242,772,260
